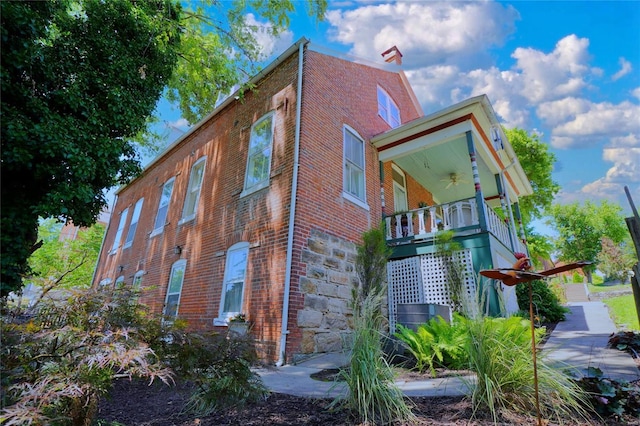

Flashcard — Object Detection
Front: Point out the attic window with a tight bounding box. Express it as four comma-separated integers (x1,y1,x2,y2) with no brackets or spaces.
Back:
377,86,400,128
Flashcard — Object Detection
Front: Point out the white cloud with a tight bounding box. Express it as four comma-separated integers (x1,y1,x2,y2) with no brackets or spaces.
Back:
537,99,640,149
632,87,640,100
326,2,519,68
511,35,592,103
612,57,632,81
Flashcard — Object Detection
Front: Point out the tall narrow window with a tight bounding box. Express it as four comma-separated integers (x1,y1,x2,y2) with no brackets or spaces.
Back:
110,208,129,253
243,113,274,194
163,260,186,320
377,86,400,128
219,242,249,321
132,271,144,290
392,165,408,212
123,198,144,248
343,126,366,202
152,178,175,235
181,157,206,222
115,276,125,288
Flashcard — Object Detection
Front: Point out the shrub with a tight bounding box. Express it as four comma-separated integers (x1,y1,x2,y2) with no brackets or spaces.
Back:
577,367,640,419
395,313,468,376
464,315,591,423
0,288,172,426
516,280,569,323
162,330,267,416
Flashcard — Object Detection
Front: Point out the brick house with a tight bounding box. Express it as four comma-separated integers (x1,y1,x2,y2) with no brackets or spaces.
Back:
93,38,532,364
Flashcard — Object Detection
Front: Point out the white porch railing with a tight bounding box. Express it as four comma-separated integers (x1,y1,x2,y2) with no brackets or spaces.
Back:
384,197,522,253
385,198,480,240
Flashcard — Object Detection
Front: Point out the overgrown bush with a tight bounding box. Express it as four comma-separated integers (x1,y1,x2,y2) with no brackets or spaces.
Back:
0,288,172,426
162,330,267,416
516,280,569,323
395,313,468,376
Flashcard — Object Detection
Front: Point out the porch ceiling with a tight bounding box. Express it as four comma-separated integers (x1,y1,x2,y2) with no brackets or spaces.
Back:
392,136,499,205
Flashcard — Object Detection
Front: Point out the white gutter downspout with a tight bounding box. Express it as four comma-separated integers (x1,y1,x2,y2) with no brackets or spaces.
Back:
277,40,306,366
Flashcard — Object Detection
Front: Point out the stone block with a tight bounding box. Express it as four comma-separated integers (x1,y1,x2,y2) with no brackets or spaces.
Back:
307,266,327,279
301,250,323,264
299,277,317,294
324,257,341,270
298,309,323,328
308,238,329,255
323,312,348,329
328,298,349,314
315,332,343,353
328,270,349,285
332,248,346,259
316,282,338,298
304,294,329,311
301,330,316,353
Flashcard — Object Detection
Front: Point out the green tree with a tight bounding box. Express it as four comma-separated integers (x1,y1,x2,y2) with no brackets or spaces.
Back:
548,200,628,283
596,236,636,283
26,219,105,309
1,0,182,297
505,128,560,225
1,0,327,297
504,128,560,266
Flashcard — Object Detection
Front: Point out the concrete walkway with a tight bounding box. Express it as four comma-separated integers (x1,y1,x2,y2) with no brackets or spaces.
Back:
256,300,639,398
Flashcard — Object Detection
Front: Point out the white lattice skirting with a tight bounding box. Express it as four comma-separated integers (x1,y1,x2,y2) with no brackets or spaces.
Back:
387,249,476,332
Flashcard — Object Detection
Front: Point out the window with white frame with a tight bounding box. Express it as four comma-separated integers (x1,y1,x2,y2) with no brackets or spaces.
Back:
219,242,249,321
152,178,175,234
115,276,125,288
343,126,366,203
377,86,400,128
99,278,112,288
243,113,274,194
163,260,186,320
110,208,129,253
123,198,144,249
181,157,206,222
132,270,144,291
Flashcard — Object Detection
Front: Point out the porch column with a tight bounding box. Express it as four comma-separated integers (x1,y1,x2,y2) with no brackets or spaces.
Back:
494,173,517,252
513,202,528,253
466,131,488,231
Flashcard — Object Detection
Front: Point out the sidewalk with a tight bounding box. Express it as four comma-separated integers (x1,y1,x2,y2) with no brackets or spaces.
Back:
543,301,639,382
256,302,639,398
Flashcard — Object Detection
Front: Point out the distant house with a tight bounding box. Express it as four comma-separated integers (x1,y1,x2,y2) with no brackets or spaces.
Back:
93,38,532,364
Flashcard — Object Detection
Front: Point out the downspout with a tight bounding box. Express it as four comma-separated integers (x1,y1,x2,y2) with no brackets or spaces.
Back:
277,40,305,367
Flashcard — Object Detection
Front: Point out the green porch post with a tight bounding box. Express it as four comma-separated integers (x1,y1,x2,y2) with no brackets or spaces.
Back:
466,131,488,231
494,173,517,252
513,202,528,254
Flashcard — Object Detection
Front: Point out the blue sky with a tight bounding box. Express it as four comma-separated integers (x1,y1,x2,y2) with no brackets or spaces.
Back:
157,0,640,233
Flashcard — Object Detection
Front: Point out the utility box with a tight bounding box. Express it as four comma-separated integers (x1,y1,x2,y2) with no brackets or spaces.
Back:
396,303,451,331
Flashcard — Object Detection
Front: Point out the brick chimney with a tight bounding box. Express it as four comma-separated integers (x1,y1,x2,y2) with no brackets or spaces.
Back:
381,45,403,65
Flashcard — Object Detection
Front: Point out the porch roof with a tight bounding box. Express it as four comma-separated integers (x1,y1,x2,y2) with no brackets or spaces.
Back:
371,95,533,206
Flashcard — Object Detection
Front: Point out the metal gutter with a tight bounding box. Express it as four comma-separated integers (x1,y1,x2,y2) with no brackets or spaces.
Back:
277,39,307,366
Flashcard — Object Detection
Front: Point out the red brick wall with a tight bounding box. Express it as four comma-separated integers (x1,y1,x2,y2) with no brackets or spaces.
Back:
93,45,424,363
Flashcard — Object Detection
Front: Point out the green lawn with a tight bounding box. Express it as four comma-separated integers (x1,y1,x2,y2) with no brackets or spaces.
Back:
603,294,640,331
587,283,632,293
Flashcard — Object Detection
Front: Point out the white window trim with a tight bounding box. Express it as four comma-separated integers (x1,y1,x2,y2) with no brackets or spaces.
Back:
110,208,129,254
241,112,275,198
163,259,187,321
115,276,125,288
214,242,250,326
132,270,144,290
377,86,400,128
151,177,175,236
99,278,112,288
179,157,206,225
123,198,144,249
342,125,369,210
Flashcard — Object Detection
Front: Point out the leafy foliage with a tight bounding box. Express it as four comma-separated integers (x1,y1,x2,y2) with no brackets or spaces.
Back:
1,0,182,296
577,367,640,419
607,331,640,357
547,200,628,282
26,220,105,307
352,223,392,312
505,127,559,225
515,280,569,323
597,236,636,283
0,288,173,426
395,313,468,376
161,330,267,416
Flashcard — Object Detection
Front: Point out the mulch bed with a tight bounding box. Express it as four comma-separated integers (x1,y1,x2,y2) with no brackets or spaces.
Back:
96,375,638,426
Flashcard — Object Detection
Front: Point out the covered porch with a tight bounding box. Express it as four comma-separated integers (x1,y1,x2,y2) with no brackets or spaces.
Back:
372,95,534,322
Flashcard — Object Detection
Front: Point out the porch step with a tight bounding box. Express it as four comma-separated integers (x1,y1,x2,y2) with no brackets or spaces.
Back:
563,283,590,303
